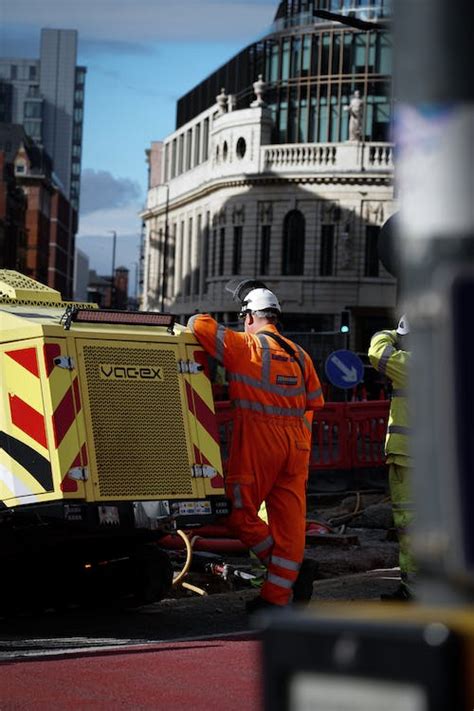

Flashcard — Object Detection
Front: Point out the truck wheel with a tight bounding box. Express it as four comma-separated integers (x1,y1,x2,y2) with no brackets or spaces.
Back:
131,545,173,605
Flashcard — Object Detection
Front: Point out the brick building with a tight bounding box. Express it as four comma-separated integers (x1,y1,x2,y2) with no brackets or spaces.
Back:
0,124,77,298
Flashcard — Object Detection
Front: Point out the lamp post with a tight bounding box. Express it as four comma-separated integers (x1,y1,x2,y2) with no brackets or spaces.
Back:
108,230,117,308
160,184,170,312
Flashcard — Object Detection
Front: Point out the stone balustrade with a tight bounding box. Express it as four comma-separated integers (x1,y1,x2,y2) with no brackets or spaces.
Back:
261,142,394,173
145,141,394,214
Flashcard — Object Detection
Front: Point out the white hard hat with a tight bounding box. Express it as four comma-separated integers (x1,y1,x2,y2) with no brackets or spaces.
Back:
241,288,281,315
396,314,410,335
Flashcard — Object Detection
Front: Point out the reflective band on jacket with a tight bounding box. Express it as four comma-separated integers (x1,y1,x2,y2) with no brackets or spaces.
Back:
267,572,294,590
234,399,306,417
392,389,408,398
388,425,411,435
392,502,415,511
232,484,243,509
272,555,300,572
216,324,226,364
252,535,274,555
228,372,306,397
307,388,322,400
379,344,395,376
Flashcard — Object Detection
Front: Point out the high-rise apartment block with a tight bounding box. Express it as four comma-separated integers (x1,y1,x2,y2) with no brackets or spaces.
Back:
0,29,86,210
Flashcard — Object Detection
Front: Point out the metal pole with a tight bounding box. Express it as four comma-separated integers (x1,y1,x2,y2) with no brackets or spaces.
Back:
395,0,474,603
160,185,170,312
108,230,117,308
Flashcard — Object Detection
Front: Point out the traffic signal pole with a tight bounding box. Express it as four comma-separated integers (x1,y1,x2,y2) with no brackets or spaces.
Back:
396,0,474,602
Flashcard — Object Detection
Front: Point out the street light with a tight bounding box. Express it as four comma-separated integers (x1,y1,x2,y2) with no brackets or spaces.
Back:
160,184,170,312
108,230,117,308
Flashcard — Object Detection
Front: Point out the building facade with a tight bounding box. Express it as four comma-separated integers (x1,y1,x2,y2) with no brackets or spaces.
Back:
142,0,396,350
0,29,86,210
0,124,77,297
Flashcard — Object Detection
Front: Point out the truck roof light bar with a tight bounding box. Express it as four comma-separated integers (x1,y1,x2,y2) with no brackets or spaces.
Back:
69,308,175,330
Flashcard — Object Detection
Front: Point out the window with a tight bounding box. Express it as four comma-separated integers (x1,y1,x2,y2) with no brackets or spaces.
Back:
24,101,41,119
365,225,380,277
29,65,37,80
202,118,209,161
211,229,217,276
171,139,177,178
260,225,271,275
218,228,225,274
185,217,193,295
281,39,290,80
202,212,210,291
320,225,335,276
236,137,246,159
186,129,192,171
178,134,184,174
301,35,311,76
270,42,279,82
282,210,305,276
232,226,242,274
194,123,201,167
24,120,41,139
10,65,17,80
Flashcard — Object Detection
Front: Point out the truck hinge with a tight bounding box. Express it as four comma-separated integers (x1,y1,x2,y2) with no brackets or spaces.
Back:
54,356,76,370
178,360,204,374
192,464,217,479
68,466,89,481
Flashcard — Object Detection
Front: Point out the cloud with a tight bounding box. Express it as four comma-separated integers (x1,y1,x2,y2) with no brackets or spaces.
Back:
2,0,276,50
77,203,143,293
80,169,143,215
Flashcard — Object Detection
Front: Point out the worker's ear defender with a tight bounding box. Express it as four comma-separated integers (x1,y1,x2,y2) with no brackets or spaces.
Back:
225,278,269,304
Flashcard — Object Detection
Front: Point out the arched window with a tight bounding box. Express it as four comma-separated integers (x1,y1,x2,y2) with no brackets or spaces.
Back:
282,209,305,275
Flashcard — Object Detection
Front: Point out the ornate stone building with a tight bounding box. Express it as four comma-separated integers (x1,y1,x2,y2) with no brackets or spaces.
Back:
142,0,396,350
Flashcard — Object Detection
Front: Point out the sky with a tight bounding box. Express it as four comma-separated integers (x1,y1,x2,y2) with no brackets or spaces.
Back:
0,0,277,295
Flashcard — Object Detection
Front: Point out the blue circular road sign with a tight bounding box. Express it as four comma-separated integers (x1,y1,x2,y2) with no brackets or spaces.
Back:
325,349,365,390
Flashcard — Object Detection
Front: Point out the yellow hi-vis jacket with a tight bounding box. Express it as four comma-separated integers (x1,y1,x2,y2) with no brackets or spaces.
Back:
368,329,411,464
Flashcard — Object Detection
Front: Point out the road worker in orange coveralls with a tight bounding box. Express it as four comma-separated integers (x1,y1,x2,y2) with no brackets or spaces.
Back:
188,283,324,612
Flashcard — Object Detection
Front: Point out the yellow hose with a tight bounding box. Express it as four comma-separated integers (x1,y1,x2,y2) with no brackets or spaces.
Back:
172,529,193,585
182,582,208,596
171,529,207,596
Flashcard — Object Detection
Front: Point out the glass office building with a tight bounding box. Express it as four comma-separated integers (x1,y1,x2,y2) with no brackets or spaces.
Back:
177,0,392,144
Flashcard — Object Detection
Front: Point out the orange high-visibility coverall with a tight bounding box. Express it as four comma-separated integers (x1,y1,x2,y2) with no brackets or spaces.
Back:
188,315,324,605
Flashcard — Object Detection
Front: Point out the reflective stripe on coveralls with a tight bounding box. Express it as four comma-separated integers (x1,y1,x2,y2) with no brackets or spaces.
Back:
188,314,324,605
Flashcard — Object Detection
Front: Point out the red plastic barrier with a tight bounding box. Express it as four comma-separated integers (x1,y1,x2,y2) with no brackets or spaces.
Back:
310,403,351,471
215,400,390,473
347,401,389,468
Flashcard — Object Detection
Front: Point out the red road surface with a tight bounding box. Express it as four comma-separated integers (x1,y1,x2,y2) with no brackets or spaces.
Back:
0,637,263,710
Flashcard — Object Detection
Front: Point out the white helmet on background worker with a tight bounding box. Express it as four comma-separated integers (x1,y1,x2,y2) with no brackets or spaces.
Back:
239,288,281,317
396,314,410,335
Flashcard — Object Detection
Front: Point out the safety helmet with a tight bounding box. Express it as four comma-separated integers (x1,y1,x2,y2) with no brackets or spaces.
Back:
239,288,281,317
396,314,410,335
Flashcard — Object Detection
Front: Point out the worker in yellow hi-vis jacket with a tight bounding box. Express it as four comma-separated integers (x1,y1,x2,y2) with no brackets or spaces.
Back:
368,314,416,600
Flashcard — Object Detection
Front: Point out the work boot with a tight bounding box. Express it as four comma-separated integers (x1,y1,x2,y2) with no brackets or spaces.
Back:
245,595,285,614
292,559,319,604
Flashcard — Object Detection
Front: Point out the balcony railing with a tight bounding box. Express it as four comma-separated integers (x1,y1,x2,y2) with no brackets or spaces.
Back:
261,141,393,173
144,141,394,213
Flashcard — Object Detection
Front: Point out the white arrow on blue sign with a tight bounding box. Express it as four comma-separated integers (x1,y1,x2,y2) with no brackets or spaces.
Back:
325,349,365,389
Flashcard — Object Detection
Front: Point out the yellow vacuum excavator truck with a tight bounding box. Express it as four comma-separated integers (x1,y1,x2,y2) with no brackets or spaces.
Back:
0,271,228,611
